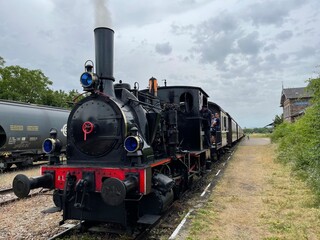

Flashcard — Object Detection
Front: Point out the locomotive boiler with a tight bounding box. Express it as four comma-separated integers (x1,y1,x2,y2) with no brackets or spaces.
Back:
0,100,68,170
12,26,243,228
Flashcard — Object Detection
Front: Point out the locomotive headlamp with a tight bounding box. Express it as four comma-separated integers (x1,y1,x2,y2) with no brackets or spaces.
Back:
43,128,62,154
43,138,58,154
80,72,97,88
124,136,143,153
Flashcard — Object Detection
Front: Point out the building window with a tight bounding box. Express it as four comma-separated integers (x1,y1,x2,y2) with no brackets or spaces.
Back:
293,101,309,106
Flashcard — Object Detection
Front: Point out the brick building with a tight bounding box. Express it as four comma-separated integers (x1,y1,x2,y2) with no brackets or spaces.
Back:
280,87,312,122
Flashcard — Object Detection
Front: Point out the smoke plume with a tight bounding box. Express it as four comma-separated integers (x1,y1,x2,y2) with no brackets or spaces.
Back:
94,0,112,28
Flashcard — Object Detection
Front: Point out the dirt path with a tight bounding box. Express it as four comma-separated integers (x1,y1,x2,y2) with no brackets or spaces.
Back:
176,137,320,240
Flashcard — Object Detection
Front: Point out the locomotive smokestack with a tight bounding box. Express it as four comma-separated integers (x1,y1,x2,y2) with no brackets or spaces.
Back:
94,27,115,97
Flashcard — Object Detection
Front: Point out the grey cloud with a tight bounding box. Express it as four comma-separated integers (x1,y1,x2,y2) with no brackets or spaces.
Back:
155,42,172,55
294,46,317,59
263,44,277,52
245,0,305,26
157,7,239,37
171,23,195,35
275,30,293,41
197,12,238,36
195,34,236,64
237,31,264,55
264,53,277,63
279,53,289,61
191,19,264,65
110,0,212,28
179,0,196,4
190,13,241,64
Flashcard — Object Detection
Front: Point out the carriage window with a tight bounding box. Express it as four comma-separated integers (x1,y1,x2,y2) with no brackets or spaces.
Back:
179,92,193,113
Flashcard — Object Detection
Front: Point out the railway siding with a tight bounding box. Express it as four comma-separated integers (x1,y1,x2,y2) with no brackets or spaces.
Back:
177,137,320,239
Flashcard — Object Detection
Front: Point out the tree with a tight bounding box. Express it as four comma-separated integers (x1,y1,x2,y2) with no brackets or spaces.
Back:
0,56,82,108
42,89,82,108
307,77,320,106
273,114,283,127
0,56,5,68
0,65,52,104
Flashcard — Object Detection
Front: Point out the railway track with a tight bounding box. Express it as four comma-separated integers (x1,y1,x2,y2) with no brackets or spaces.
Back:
0,187,50,206
0,187,17,206
47,217,162,240
46,200,174,240
0,187,12,194
48,222,82,240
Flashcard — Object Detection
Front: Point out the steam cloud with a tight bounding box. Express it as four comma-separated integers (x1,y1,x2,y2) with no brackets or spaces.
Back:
94,0,112,28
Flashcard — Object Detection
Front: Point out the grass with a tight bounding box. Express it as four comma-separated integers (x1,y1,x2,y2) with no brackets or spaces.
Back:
185,138,320,239
258,162,320,239
248,133,271,138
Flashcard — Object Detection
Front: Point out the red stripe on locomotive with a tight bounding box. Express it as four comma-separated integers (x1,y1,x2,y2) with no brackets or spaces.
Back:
41,166,151,194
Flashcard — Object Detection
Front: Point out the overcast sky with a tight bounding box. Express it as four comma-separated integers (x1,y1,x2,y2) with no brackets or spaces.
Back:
1,0,319,128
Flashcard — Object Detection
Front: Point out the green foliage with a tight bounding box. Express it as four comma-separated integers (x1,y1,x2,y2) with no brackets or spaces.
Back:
0,56,81,108
307,77,320,104
273,114,283,127
42,89,81,108
271,77,320,200
0,56,5,67
270,121,293,143
244,127,272,134
0,65,52,103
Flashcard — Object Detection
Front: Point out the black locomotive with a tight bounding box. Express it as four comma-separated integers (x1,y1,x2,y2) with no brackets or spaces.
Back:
13,27,243,228
0,100,68,171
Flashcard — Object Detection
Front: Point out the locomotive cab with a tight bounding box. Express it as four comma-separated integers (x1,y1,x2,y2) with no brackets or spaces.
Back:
155,86,210,151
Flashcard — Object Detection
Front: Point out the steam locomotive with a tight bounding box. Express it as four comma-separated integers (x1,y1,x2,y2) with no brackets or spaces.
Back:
0,100,68,171
12,27,243,228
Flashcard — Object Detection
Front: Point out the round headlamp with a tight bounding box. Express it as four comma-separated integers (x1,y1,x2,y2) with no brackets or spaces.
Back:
124,136,143,153
43,138,56,154
80,72,95,88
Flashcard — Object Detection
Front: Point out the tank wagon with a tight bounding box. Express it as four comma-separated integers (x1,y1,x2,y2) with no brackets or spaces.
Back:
0,100,68,170
12,26,243,229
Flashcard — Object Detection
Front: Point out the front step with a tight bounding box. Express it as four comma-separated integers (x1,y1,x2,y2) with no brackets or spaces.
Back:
137,214,161,225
